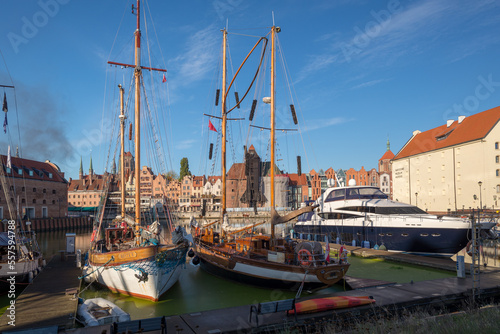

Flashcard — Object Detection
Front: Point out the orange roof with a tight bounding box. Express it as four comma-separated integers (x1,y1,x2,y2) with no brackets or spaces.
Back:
379,150,395,161
394,106,500,160
288,173,308,186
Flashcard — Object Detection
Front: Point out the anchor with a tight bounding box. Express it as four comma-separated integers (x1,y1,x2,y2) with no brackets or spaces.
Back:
135,270,148,283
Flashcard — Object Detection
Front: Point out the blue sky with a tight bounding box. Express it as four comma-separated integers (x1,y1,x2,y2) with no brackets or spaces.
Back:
1,0,500,181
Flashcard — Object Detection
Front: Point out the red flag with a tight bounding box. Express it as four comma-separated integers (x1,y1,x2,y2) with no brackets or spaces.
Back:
208,119,217,132
162,73,166,83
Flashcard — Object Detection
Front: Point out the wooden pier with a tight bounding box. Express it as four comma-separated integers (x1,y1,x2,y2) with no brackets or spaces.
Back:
0,254,80,332
2,244,500,333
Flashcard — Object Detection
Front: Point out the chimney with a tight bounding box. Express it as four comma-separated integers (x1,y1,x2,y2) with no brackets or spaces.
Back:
458,115,466,124
446,119,454,127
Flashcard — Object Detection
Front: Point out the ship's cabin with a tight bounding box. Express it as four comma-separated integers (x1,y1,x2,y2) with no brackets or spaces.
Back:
104,227,135,250
324,186,388,202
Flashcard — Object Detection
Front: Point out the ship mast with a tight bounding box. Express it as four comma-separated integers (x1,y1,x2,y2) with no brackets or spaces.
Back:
221,28,228,224
270,25,277,240
119,84,126,218
107,0,167,227
133,0,142,226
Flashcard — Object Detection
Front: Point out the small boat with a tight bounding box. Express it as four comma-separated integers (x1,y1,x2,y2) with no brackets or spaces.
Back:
288,296,375,315
77,297,130,327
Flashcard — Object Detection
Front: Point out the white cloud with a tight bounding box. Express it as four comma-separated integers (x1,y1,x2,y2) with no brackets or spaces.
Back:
176,139,197,150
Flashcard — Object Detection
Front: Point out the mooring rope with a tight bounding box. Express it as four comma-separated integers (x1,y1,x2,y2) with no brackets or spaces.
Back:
78,256,115,280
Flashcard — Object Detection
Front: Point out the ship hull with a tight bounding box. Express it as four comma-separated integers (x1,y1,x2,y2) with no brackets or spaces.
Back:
83,243,188,301
194,243,349,290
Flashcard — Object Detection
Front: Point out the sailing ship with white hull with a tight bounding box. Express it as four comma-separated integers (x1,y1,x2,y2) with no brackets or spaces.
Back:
82,0,188,302
190,26,349,290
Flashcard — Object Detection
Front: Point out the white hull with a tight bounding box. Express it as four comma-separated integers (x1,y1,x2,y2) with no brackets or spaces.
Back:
83,248,187,302
232,262,322,284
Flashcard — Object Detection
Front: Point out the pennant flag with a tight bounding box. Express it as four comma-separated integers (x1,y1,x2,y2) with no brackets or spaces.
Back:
3,112,7,134
7,145,11,168
162,73,167,83
208,119,217,132
2,92,7,112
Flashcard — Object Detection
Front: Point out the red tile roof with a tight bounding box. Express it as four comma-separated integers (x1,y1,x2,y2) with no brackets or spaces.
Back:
394,106,500,160
379,150,395,161
288,173,308,186
1,155,67,183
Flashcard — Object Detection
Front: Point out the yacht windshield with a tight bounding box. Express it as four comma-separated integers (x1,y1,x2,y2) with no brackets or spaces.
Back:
325,187,388,202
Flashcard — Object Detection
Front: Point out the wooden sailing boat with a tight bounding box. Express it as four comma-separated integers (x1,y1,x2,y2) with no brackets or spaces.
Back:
0,83,45,291
82,0,189,302
190,26,349,290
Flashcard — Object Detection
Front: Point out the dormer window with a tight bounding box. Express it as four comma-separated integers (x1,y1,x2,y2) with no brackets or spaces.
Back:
6,167,11,173
436,129,454,141
29,170,34,176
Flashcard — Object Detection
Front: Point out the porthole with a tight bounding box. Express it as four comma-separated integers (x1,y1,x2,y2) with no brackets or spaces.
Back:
420,233,429,237
402,233,409,237
432,233,441,237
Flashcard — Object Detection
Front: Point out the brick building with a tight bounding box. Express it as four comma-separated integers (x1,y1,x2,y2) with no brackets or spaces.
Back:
1,155,68,219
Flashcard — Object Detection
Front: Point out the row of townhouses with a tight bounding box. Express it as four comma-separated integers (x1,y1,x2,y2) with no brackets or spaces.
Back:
1,106,500,219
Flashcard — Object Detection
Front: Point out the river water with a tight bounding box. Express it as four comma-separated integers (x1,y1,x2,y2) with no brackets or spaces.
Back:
3,226,487,320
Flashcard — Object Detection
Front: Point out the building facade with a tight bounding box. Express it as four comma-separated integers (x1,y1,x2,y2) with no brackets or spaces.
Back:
1,155,68,219
392,107,500,212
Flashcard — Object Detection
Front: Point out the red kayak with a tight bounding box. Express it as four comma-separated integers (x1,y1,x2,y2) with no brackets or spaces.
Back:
288,296,375,315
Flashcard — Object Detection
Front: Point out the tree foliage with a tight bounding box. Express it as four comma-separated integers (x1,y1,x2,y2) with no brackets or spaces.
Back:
164,170,178,182
179,157,191,181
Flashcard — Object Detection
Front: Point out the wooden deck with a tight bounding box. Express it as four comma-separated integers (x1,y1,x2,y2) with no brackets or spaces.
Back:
0,254,80,332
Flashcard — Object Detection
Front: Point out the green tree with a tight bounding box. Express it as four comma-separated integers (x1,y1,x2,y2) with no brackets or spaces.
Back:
179,157,191,181
164,170,178,182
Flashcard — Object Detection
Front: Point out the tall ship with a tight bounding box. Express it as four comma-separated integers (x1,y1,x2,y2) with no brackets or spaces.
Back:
294,180,497,257
190,25,349,290
81,0,188,302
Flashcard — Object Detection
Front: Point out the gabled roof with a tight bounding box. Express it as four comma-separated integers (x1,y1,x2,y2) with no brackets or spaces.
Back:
227,163,245,179
1,155,67,183
379,150,395,161
394,106,500,160
288,173,308,186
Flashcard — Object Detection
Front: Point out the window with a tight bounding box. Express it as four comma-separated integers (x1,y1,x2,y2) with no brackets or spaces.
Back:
497,156,500,163
29,170,33,176
497,170,500,177
496,142,499,150
32,199,36,204
42,207,48,218
43,188,46,193
33,188,36,192
52,190,56,194
6,167,11,173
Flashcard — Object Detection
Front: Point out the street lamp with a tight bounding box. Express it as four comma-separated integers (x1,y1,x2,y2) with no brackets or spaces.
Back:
415,192,418,207
478,181,483,211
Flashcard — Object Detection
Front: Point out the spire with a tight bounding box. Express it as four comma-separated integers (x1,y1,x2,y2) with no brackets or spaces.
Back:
386,136,390,151
89,155,94,175
79,156,83,179
112,159,117,175
15,146,19,157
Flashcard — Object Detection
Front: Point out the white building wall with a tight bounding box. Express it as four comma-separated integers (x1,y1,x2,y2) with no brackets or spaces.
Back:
393,122,500,212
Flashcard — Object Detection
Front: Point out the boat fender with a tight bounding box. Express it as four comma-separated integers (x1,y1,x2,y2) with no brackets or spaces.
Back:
188,249,195,258
28,271,34,283
192,255,200,265
297,249,313,266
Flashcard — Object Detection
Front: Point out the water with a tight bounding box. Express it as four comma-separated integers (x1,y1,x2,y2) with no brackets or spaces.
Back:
3,227,484,321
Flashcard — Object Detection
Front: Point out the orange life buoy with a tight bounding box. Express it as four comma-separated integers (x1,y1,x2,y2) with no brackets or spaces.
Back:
298,249,313,266
90,230,96,243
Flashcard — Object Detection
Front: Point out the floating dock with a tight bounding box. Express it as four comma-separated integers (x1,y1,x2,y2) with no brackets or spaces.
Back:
0,254,80,332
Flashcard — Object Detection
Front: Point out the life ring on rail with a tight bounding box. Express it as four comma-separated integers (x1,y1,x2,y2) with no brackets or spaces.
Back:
297,249,313,266
90,230,96,243
465,241,483,256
